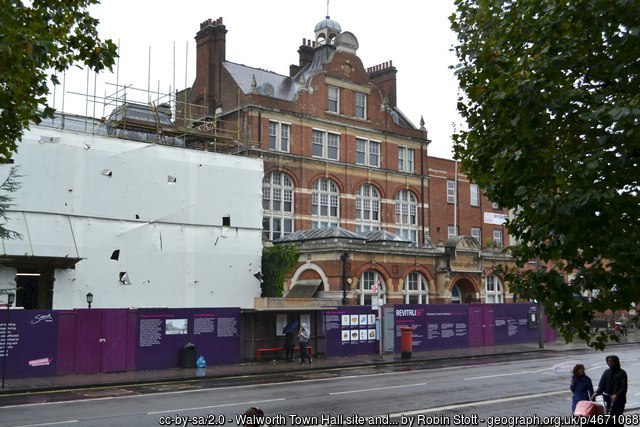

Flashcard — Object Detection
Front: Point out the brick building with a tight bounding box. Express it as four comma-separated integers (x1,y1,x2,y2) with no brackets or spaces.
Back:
178,16,515,306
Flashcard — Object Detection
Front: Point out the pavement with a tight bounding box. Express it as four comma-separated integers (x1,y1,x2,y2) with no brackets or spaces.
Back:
1,329,638,399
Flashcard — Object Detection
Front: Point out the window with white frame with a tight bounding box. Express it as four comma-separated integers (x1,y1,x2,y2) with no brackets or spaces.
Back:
447,226,458,240
405,272,428,304
268,121,290,152
359,270,385,305
327,85,340,113
262,172,294,240
470,183,480,207
493,229,503,247
395,190,418,243
355,138,380,167
485,274,504,303
312,129,340,160
471,227,482,244
355,184,380,232
398,146,415,173
447,180,456,204
355,92,367,119
312,178,340,228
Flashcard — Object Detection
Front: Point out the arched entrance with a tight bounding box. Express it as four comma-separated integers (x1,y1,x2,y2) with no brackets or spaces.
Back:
451,276,479,304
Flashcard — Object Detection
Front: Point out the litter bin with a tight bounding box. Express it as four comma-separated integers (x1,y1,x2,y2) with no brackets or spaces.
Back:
400,326,412,359
180,342,196,368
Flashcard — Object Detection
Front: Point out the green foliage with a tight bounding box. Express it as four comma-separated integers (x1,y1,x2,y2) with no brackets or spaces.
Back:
0,166,22,240
0,0,117,162
261,245,299,297
451,0,640,349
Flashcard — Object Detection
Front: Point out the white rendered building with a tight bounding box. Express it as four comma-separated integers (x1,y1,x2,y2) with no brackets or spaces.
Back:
0,113,263,309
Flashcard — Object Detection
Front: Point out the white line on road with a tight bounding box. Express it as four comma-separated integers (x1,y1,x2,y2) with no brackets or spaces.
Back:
147,398,286,415
14,421,79,427
329,383,426,395
387,390,568,417
464,371,526,380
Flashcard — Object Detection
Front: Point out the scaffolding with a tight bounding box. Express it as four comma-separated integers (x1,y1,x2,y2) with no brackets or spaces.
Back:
47,76,258,155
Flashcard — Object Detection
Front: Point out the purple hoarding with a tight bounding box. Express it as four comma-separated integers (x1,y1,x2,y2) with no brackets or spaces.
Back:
394,305,469,351
136,308,241,370
322,306,378,356
493,303,538,344
1,310,58,378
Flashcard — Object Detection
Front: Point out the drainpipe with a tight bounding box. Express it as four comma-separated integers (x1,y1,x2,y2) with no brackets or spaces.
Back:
341,252,349,305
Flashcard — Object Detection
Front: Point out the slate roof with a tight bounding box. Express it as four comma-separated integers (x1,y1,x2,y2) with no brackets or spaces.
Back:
361,230,412,243
223,62,302,102
222,48,416,130
275,227,365,243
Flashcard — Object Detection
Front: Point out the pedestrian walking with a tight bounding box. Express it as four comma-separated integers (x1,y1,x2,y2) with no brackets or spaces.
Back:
570,363,594,415
592,355,627,426
298,322,311,364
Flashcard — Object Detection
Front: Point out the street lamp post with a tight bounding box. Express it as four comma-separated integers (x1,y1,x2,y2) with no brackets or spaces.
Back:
537,301,545,349
340,252,349,305
2,292,15,389
86,292,93,309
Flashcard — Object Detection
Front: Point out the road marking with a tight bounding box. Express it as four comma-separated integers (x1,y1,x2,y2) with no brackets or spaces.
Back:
147,398,285,415
330,383,426,395
464,371,525,380
387,390,568,416
14,422,78,427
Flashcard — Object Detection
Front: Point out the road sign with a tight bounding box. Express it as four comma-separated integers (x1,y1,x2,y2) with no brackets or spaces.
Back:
371,284,378,294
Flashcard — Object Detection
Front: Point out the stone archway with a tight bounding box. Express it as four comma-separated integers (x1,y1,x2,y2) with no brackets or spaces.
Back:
451,276,480,303
290,263,330,293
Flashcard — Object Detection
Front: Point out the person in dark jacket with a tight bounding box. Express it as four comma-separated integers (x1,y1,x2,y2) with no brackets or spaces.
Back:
570,363,594,414
283,329,295,362
592,355,627,426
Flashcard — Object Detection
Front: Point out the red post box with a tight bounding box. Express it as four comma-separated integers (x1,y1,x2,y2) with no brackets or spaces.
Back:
400,326,412,359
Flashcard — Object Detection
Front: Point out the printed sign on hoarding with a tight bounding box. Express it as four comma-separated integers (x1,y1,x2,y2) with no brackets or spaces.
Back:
0,311,58,378
394,305,469,351
323,306,378,356
136,307,241,370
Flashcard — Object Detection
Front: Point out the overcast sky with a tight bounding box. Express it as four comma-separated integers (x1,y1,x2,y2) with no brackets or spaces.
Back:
51,1,461,159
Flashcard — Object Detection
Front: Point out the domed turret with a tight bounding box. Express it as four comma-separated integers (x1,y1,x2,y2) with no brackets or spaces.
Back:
314,16,341,45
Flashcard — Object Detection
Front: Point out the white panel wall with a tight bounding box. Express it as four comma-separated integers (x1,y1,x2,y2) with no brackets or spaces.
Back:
0,126,264,309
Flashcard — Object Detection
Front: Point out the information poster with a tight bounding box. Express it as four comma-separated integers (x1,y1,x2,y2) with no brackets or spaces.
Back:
0,310,58,378
136,307,241,370
493,304,537,344
322,306,378,356
394,305,469,351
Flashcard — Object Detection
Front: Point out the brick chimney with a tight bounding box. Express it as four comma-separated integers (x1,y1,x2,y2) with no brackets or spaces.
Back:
191,18,227,116
290,38,316,77
367,61,397,108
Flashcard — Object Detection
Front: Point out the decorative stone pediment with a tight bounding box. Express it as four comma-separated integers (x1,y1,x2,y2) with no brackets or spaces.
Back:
444,235,481,252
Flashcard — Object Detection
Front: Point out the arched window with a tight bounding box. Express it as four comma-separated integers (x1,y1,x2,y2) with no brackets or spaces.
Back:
395,190,418,243
359,270,385,305
355,184,380,232
312,178,339,228
404,272,428,304
262,171,294,240
485,274,504,303
451,284,462,304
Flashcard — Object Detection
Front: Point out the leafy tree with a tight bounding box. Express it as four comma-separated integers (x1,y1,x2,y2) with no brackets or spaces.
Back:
451,0,640,349
261,245,299,297
0,0,117,163
0,166,21,239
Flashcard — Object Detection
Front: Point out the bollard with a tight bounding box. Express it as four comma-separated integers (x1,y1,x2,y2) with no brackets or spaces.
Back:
400,326,413,359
